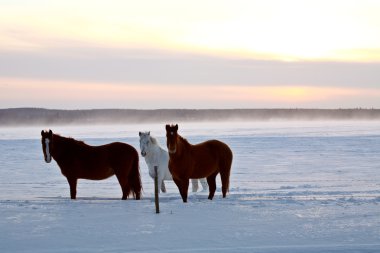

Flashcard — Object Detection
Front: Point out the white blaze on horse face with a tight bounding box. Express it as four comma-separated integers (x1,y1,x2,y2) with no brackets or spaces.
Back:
168,146,176,154
45,138,52,163
168,139,176,154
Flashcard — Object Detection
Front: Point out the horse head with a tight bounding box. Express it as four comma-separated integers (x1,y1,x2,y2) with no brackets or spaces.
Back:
165,124,178,154
139,131,151,157
41,129,53,163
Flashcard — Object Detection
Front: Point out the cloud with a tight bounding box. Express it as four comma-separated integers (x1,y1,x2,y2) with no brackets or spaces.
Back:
0,47,379,88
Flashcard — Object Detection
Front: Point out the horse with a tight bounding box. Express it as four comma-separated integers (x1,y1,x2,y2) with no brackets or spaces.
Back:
41,130,142,200
165,124,233,202
139,131,208,194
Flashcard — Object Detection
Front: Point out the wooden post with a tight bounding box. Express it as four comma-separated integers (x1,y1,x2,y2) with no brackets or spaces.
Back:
154,166,160,213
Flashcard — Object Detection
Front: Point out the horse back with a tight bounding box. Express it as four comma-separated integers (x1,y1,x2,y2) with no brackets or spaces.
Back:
103,142,137,156
190,139,233,177
193,139,232,159
101,142,139,166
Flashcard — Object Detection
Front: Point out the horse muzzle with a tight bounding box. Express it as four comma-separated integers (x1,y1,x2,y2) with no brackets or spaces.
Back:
45,156,52,163
168,148,176,154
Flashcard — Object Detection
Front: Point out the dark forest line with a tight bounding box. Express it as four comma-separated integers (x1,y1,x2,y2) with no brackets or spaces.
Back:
0,108,380,126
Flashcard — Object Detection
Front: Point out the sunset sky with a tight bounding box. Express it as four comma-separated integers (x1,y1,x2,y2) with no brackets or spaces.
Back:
1,0,380,109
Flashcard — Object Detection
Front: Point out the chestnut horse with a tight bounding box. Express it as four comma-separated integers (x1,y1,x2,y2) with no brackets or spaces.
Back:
41,130,142,200
165,124,233,202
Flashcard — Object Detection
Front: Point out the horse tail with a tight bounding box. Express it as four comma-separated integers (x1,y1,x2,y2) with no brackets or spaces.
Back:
220,144,233,197
129,152,142,200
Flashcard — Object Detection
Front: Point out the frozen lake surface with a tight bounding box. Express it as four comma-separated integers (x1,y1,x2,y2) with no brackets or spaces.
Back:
1,121,380,252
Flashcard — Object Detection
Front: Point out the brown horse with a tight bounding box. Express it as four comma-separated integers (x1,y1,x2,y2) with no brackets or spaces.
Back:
41,130,142,200
165,124,233,202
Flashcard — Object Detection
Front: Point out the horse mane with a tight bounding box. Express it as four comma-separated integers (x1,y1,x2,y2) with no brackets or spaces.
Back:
149,136,159,145
53,134,88,150
150,136,169,152
178,134,191,148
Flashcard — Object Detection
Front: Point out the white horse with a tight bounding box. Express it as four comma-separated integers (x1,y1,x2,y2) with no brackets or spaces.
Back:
139,131,208,193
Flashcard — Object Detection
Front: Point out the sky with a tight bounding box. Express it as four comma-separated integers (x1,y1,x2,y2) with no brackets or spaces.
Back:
0,0,380,109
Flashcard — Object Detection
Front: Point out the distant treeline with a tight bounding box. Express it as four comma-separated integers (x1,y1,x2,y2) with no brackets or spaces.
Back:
0,108,380,126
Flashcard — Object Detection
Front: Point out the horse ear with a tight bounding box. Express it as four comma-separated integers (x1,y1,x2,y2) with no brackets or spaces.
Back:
174,124,178,131
41,130,44,136
48,129,53,138
165,124,170,131
139,132,141,136
148,131,150,135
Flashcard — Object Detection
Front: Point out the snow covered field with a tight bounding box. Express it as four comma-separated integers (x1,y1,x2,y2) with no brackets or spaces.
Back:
1,121,380,252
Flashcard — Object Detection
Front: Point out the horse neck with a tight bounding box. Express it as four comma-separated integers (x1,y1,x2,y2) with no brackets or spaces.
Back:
154,141,167,154
174,135,189,158
50,134,63,157
145,142,162,162
51,134,76,159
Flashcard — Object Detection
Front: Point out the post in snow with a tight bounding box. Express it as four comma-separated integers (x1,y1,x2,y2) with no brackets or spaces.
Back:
154,165,160,213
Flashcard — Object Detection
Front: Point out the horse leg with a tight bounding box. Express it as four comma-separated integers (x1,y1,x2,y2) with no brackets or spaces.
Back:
173,178,188,203
173,178,183,199
181,179,189,203
191,179,199,192
161,180,167,193
207,172,218,200
115,173,130,200
157,171,166,193
67,177,77,199
200,178,209,191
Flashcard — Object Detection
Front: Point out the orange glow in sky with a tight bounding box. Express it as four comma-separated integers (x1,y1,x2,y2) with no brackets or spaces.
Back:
1,78,379,109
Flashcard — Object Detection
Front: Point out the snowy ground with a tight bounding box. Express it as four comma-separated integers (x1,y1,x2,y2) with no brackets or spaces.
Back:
1,121,380,252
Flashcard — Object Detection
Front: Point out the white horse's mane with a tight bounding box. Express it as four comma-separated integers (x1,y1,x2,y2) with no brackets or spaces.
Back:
149,135,160,146
141,132,161,147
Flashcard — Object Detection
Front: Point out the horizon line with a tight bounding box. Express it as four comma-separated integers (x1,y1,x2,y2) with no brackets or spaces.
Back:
1,107,380,111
